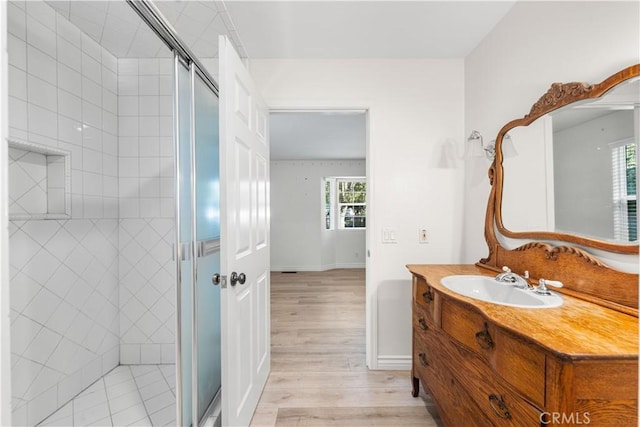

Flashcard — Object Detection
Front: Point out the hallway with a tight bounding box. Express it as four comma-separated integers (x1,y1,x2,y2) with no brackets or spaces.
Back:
250,269,440,426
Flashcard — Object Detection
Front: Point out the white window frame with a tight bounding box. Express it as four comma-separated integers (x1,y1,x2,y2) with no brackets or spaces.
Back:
324,178,335,230
610,137,637,242
323,176,367,230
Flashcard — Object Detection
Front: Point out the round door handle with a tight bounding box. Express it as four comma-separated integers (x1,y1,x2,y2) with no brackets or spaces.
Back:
230,272,247,286
212,273,221,286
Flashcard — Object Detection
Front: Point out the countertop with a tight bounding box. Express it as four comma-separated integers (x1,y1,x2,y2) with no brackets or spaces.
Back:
406,264,639,360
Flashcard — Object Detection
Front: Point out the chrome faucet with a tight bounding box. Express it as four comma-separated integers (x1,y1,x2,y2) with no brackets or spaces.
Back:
495,266,531,289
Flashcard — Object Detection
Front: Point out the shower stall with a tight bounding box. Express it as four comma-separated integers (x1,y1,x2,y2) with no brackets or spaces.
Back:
6,1,223,425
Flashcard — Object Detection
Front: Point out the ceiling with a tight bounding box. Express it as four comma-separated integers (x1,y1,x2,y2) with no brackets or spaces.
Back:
270,111,367,160
225,1,515,58
43,0,516,160
45,1,516,60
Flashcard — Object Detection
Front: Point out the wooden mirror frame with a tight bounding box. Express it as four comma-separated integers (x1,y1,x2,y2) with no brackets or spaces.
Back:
479,64,640,316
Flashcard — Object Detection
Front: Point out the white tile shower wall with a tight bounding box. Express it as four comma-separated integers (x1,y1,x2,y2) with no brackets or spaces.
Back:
118,58,176,365
8,148,48,216
7,3,120,425
7,1,119,220
9,219,119,426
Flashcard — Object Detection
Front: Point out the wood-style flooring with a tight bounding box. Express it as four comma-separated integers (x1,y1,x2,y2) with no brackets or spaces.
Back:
250,269,441,426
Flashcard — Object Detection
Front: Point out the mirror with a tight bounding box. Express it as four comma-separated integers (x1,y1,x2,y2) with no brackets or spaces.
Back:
494,65,639,254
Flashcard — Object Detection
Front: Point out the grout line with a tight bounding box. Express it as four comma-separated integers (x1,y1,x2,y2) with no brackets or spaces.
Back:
158,364,176,397
130,365,154,424
102,377,115,427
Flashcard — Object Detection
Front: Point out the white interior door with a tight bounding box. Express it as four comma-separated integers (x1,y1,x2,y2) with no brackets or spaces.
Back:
219,35,271,427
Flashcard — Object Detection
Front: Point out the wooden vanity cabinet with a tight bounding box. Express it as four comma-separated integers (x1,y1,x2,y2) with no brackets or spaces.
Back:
409,268,638,427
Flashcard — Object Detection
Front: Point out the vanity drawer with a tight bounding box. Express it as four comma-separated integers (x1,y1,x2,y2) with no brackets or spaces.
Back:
413,330,437,380
413,302,435,333
414,329,494,427
413,276,438,322
447,335,544,426
416,324,542,426
441,298,545,407
441,298,487,352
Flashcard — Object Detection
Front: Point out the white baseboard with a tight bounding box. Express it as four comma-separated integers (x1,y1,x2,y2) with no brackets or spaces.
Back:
333,262,366,269
376,355,411,370
271,266,323,272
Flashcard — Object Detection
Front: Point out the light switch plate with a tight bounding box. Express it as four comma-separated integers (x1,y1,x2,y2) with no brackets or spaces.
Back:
382,228,397,244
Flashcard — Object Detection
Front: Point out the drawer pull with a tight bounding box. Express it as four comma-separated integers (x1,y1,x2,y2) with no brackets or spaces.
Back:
422,289,433,303
418,317,428,331
488,394,511,419
475,323,494,350
418,353,429,367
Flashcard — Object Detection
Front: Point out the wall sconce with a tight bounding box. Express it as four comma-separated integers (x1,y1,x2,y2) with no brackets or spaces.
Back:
468,130,494,159
468,131,517,160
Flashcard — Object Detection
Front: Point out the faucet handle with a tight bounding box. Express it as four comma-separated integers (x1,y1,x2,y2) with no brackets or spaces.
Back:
547,280,563,288
501,266,511,273
541,279,563,288
535,278,564,295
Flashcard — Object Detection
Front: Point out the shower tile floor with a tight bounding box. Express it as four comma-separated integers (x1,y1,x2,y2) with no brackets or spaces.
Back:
37,365,177,427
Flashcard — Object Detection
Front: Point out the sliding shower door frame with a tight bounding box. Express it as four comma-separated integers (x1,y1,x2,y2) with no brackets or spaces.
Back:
126,1,222,426
174,56,221,426
127,0,218,96
188,60,200,427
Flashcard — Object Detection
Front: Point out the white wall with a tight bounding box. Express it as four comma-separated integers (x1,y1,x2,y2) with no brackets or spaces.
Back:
270,160,365,271
250,59,466,368
464,1,640,267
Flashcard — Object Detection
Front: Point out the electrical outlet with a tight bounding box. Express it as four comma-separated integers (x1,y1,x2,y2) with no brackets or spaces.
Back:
419,227,429,244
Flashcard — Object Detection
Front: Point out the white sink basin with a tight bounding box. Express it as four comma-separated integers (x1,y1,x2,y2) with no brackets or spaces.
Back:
441,275,562,308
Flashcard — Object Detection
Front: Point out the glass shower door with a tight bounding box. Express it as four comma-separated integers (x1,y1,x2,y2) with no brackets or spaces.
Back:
175,55,222,427
193,67,222,421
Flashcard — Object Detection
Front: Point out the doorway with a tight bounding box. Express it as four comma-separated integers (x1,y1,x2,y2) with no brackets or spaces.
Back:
268,108,369,367
269,110,368,273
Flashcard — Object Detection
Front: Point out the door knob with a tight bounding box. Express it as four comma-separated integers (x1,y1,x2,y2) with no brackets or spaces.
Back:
230,272,247,286
212,273,221,286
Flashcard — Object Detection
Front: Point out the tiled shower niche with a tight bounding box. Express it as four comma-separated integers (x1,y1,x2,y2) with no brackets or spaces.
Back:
8,140,70,220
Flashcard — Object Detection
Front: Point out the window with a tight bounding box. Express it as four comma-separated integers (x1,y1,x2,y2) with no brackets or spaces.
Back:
611,139,637,242
324,177,367,229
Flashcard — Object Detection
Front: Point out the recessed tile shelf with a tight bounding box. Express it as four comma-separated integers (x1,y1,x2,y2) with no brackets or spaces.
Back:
8,139,71,220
